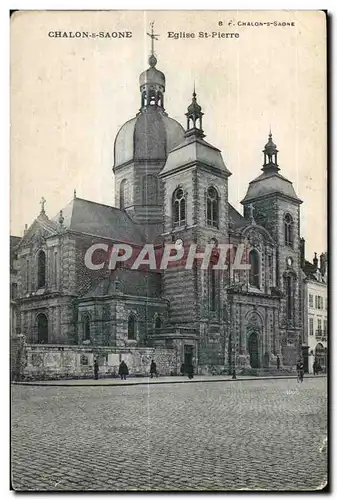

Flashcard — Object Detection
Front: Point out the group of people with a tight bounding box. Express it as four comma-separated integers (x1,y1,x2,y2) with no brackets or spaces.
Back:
93,358,158,380
313,359,323,376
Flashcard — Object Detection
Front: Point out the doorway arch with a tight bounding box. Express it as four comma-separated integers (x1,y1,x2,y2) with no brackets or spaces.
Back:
248,332,259,368
37,313,48,344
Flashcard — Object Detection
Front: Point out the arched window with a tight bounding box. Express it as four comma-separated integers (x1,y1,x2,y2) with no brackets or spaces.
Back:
120,179,128,209
249,250,260,288
155,316,162,330
37,313,48,344
142,174,158,205
284,213,294,247
37,250,46,289
128,315,136,340
172,188,186,227
206,186,219,228
83,314,91,341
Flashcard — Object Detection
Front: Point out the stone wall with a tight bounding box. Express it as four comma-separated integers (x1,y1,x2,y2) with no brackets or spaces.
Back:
18,344,178,380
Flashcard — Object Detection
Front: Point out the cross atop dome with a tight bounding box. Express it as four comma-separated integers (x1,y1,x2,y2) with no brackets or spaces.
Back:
147,21,159,67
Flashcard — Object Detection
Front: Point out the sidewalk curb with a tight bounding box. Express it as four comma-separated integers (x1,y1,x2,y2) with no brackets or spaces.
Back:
12,374,327,388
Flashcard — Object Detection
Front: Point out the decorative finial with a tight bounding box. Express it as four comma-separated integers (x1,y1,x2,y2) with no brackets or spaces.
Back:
74,189,77,199
147,22,159,66
59,210,64,226
248,204,256,224
193,81,196,98
40,197,46,214
24,223,28,234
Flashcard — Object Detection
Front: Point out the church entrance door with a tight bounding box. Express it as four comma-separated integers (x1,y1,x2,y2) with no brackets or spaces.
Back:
184,345,193,368
37,313,48,344
248,332,259,368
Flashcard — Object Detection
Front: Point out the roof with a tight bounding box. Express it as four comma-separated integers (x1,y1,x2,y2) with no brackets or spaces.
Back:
228,204,247,229
82,268,163,299
113,108,185,168
53,197,145,244
241,170,302,204
161,132,231,176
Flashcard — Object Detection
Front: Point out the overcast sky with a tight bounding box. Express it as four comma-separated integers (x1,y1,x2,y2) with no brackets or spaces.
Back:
10,10,327,259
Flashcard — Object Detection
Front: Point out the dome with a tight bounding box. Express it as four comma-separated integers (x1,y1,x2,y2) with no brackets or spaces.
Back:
113,108,185,168
264,133,278,152
139,66,166,89
241,170,302,204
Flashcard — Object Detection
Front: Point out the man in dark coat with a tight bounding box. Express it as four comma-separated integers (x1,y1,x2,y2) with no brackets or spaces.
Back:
94,358,99,380
276,355,280,370
150,360,158,378
119,360,129,380
187,363,194,380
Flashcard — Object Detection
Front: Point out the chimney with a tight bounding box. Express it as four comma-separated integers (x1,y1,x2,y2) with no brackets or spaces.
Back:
313,252,318,269
320,253,326,276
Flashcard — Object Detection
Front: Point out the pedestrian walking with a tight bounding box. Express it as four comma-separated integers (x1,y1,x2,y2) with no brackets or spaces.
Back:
296,359,304,383
94,358,99,380
313,359,318,375
180,363,185,376
276,355,280,370
187,363,194,380
150,360,158,378
118,360,129,380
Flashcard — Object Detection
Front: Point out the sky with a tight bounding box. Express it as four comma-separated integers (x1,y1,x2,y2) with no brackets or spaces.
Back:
10,10,327,259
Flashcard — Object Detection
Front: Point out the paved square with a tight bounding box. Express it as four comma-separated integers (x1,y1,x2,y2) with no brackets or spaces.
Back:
11,377,327,491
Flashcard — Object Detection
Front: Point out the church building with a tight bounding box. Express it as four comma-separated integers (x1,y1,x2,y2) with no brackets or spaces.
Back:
13,36,304,375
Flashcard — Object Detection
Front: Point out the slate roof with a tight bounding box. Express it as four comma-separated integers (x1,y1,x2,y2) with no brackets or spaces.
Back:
114,107,185,168
241,170,302,204
82,268,162,299
54,197,145,244
228,203,247,229
161,132,231,176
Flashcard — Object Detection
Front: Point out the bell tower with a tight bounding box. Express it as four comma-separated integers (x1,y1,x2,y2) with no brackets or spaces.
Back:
241,131,303,361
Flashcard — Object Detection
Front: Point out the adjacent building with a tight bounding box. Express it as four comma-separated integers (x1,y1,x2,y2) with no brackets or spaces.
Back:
302,252,328,373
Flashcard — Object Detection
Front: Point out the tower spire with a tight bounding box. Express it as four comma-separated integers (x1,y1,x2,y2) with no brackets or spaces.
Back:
262,130,279,171
185,87,204,138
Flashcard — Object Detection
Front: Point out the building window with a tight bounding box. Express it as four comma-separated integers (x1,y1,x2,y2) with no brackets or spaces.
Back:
284,213,294,247
325,297,328,310
317,318,322,333
309,294,313,308
37,250,46,289
268,255,273,283
142,174,158,205
128,315,136,340
323,319,327,335
83,314,91,341
53,251,58,285
26,259,30,292
206,186,219,228
309,317,314,336
209,267,217,311
249,250,260,288
11,283,17,300
155,316,162,330
120,179,128,209
284,275,294,321
172,188,186,227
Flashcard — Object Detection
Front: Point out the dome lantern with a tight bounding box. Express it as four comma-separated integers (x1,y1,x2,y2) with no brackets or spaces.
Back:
139,22,165,110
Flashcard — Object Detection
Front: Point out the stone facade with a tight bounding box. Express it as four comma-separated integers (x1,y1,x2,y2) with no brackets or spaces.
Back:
11,50,308,379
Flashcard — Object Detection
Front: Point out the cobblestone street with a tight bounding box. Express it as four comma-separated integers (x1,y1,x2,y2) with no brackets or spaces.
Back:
11,377,327,491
